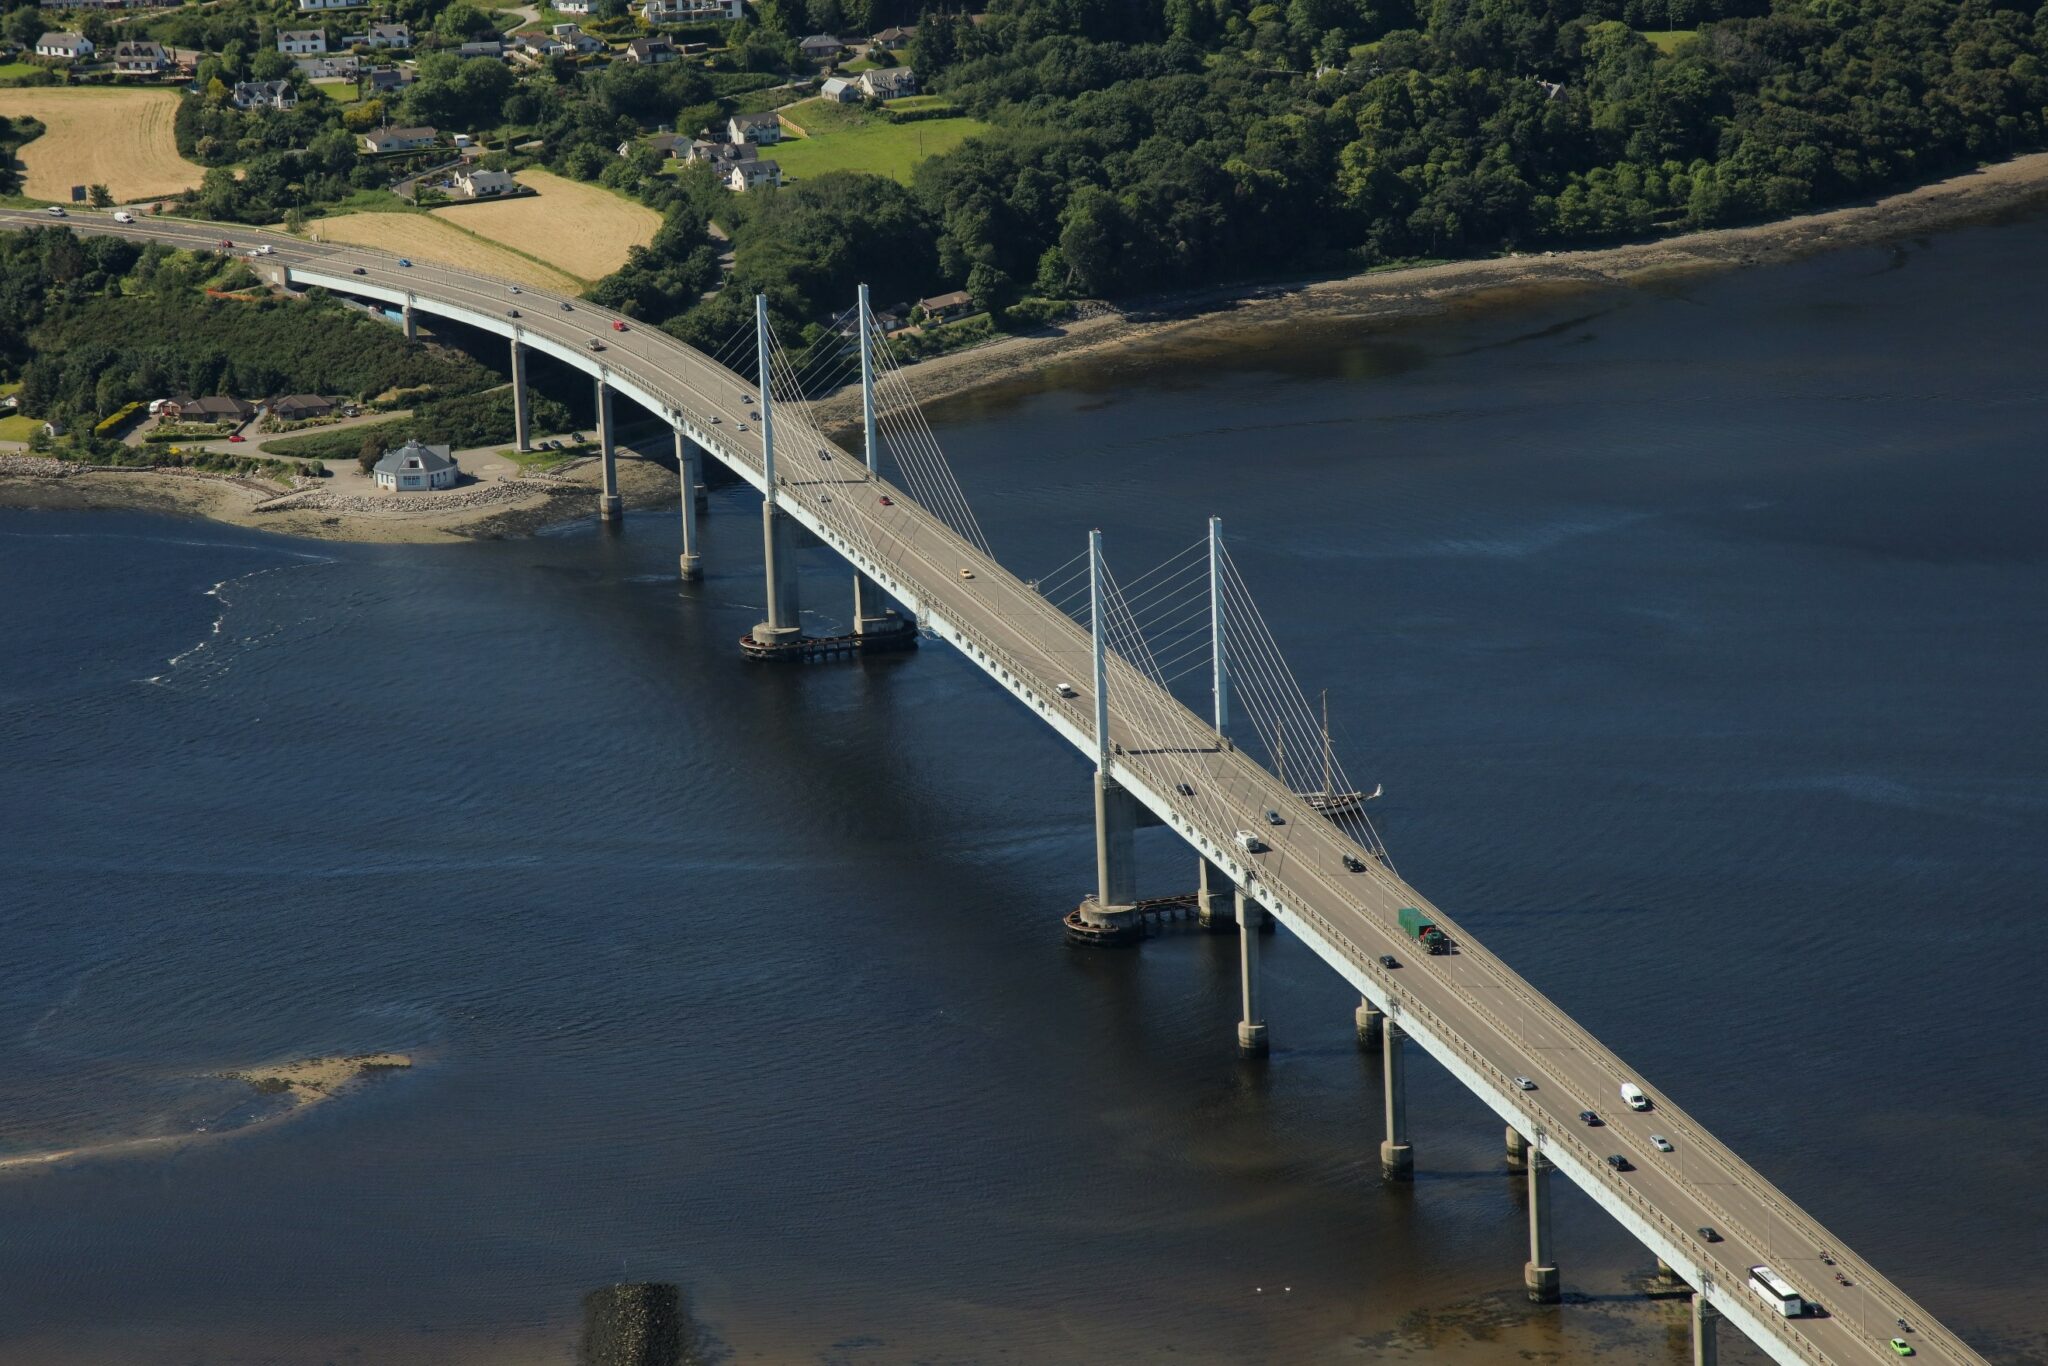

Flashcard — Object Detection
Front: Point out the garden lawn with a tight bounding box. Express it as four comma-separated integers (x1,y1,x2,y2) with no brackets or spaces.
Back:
1637,29,1697,52
314,80,359,103
771,109,990,185
0,412,39,441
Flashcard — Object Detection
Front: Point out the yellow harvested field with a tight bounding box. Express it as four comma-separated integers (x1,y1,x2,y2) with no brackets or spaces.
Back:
0,88,205,203
431,169,660,279
306,212,584,293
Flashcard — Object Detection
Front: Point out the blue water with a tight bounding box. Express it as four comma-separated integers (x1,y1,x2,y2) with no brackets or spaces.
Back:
1,215,2044,1365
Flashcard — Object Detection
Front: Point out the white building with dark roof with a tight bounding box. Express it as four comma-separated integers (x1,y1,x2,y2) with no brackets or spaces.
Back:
373,440,459,491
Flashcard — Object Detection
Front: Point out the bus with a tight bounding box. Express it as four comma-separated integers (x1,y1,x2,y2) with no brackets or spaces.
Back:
1749,1265,1804,1317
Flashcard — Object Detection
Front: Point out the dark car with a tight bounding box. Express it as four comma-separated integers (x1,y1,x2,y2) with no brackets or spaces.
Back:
1264,809,1284,826
351,266,367,275
878,495,894,507
1606,1154,1631,1171
559,301,574,311
1579,1110,1602,1126
1698,1226,1722,1243
397,258,412,267
587,339,604,351
507,308,520,318
1175,782,1194,797
1342,854,1365,872
1379,954,1399,969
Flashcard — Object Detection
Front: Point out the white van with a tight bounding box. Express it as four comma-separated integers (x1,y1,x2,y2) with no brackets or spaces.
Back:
1620,1082,1650,1111
1235,830,1266,855
113,210,134,223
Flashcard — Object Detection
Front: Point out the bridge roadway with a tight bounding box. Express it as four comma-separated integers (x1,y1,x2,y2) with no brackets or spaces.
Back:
2,207,1988,1366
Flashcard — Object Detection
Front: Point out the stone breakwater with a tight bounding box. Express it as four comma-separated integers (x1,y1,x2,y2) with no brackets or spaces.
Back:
254,477,568,517
0,455,75,478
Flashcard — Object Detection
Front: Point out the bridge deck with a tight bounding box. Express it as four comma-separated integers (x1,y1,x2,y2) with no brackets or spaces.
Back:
0,206,1987,1366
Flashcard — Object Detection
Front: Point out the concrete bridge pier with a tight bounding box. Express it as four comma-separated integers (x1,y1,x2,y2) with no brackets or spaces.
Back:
594,376,621,522
510,339,531,451
1197,858,1236,931
1656,1257,1682,1284
402,298,417,342
851,569,900,635
1070,776,1143,942
1380,1022,1413,1180
1524,1150,1560,1302
1355,996,1383,1048
1690,1292,1719,1366
753,502,802,645
1236,888,1267,1057
675,429,701,581
1506,1125,1529,1170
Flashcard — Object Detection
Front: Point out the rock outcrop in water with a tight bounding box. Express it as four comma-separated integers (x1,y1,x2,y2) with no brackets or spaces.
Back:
579,1283,723,1366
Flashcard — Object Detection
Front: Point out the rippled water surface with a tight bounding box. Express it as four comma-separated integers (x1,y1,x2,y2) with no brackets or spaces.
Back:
3,217,2045,1365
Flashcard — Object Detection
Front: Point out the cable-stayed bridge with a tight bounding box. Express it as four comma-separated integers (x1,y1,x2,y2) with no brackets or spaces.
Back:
0,207,1992,1366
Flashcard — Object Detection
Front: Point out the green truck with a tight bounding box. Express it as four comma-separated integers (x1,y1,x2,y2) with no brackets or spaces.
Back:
1398,906,1451,955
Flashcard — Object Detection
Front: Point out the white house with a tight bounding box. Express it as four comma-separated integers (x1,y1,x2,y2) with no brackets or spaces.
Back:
451,167,516,198
859,67,917,99
232,79,298,110
548,23,601,51
34,31,93,59
373,440,459,491
352,22,410,48
726,159,780,191
555,0,591,10
624,36,675,63
110,39,170,73
277,28,327,53
296,0,358,11
640,0,741,21
726,111,782,145
819,76,858,102
361,124,437,152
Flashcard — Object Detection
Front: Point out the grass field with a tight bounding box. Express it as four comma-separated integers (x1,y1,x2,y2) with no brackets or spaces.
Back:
430,169,659,279
771,100,989,184
314,79,360,104
0,88,205,202
1638,28,1698,52
0,413,39,442
0,61,40,81
305,211,585,292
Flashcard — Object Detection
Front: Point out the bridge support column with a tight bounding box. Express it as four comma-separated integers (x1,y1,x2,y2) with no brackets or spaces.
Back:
1524,1150,1560,1302
595,376,621,522
1197,859,1235,931
1355,996,1383,1049
852,569,900,635
402,300,417,342
1506,1125,1529,1170
675,429,700,581
1690,1292,1719,1366
1656,1257,1681,1284
510,339,531,451
1236,888,1267,1057
1380,1022,1412,1180
753,502,802,645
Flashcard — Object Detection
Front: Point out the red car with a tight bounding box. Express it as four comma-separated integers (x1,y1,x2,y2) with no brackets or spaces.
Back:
227,433,245,443
218,239,233,249
611,320,628,332
878,495,894,507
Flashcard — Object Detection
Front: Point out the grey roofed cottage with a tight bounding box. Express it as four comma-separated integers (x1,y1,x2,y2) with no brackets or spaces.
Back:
457,38,503,57
34,31,93,58
373,440,459,491
269,394,335,421
163,395,256,422
361,124,437,152
797,33,843,56
726,111,783,144
858,66,917,99
916,289,972,318
870,24,915,47
819,76,858,102
233,79,299,110
111,39,170,71
688,138,757,165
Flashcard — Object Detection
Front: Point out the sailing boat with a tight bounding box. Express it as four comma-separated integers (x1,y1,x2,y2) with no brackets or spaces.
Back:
1301,690,1376,818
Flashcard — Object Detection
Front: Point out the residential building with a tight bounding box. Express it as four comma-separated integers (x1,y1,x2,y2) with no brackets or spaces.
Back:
870,24,915,49
363,65,411,93
640,0,741,22
350,22,410,48
916,289,973,320
268,394,335,422
361,124,437,152
726,111,782,145
555,0,590,9
624,36,675,63
451,167,516,198
277,28,327,54
373,440,459,491
517,35,569,58
296,0,358,10
618,132,685,159
548,23,600,51
232,79,298,110
858,66,917,99
819,76,858,103
687,139,756,167
296,55,358,78
110,39,170,73
162,395,256,423
797,33,842,60
34,32,93,59
726,159,780,191
457,38,503,57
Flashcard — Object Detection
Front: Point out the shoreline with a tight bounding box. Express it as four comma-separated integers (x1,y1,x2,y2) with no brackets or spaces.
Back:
8,150,2048,541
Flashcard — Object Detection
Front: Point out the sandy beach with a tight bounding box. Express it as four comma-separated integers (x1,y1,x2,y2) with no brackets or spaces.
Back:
7,150,2048,541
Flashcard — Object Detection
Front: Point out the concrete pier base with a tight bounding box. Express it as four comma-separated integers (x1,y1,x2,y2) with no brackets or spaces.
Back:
510,339,530,451
1525,1151,1560,1302
1196,859,1235,932
750,501,802,645
1691,1293,1719,1366
1507,1125,1529,1170
1356,997,1383,1049
595,376,619,522
1380,1022,1411,1180
1236,889,1267,1056
676,430,700,580
598,493,623,522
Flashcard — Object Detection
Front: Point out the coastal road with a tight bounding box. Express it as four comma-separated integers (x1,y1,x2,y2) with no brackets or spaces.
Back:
0,205,1994,1366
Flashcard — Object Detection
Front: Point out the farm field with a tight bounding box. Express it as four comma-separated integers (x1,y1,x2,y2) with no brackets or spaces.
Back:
770,101,989,184
0,88,205,202
429,169,658,279
306,211,584,292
